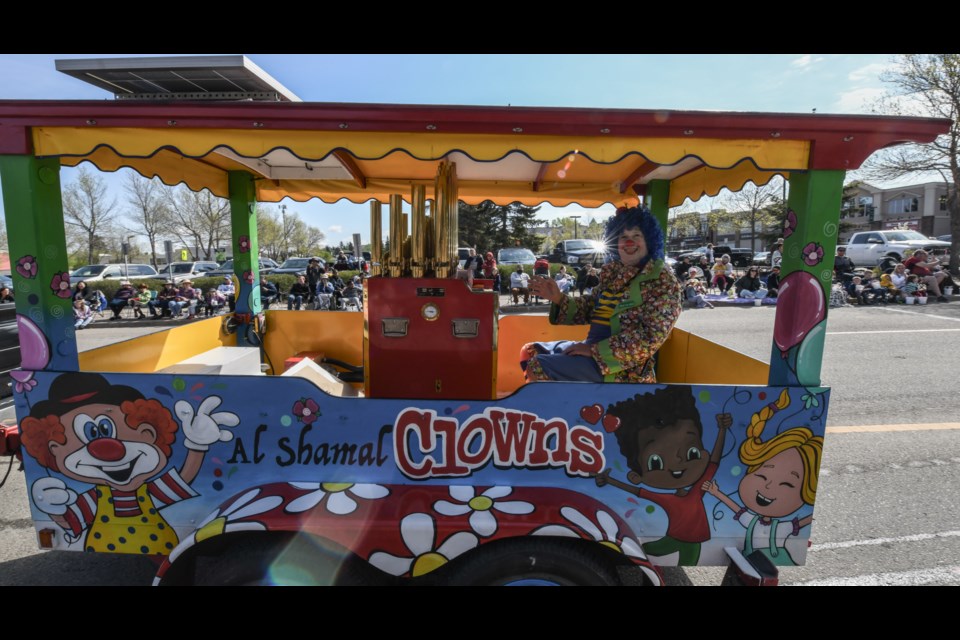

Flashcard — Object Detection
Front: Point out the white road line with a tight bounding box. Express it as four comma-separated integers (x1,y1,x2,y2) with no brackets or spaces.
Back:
792,565,960,586
874,306,960,322
810,530,960,552
826,423,960,433
826,328,960,334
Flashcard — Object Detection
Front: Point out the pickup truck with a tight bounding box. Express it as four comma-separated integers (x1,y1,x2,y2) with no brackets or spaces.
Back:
547,239,607,266
842,230,950,266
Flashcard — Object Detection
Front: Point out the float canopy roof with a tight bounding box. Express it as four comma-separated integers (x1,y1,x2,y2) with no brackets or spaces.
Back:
0,98,950,208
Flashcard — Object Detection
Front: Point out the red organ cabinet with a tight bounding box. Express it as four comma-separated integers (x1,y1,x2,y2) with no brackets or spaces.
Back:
364,278,497,400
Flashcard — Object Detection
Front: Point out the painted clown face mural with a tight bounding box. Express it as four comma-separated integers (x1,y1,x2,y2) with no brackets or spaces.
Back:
20,372,238,554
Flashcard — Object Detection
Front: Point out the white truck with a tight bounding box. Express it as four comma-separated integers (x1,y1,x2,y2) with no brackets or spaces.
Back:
842,230,950,266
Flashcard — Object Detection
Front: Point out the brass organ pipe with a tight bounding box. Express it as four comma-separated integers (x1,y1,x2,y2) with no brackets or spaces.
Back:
389,194,404,278
433,163,447,276
410,185,426,278
425,199,436,276
369,200,383,277
446,162,459,278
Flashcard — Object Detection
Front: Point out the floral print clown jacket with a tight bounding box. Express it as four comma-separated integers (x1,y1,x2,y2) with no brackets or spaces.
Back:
549,259,682,382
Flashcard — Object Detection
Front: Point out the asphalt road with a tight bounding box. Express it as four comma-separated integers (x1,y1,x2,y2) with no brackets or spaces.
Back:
1,299,959,585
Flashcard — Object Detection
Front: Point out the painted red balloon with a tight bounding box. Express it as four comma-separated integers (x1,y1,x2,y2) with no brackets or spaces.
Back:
580,404,603,425
773,271,825,355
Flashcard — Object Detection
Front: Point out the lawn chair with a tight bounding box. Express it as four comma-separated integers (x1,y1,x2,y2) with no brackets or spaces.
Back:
92,290,109,318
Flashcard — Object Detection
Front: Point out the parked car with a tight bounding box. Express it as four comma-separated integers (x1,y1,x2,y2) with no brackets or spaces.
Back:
842,230,950,266
938,234,952,243
152,261,221,283
496,247,537,266
546,239,607,267
272,257,325,277
678,246,754,268
753,251,771,266
206,258,279,279
70,263,159,285
0,275,13,292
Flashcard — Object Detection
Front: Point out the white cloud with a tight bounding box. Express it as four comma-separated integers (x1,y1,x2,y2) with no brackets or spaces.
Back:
791,55,825,70
848,62,889,83
834,87,885,113
328,225,343,233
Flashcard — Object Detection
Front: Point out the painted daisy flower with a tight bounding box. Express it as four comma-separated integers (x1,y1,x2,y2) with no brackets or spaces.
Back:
285,482,389,515
802,242,824,267
167,488,282,564
532,506,661,585
16,255,37,279
238,235,251,253
533,506,645,558
368,512,478,578
50,272,72,298
242,270,255,285
433,486,534,537
292,398,320,424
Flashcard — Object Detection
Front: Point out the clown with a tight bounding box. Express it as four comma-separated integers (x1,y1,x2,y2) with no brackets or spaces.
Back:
21,372,238,554
524,205,682,383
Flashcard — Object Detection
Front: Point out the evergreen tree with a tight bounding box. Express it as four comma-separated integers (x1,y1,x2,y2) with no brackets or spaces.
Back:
458,201,542,251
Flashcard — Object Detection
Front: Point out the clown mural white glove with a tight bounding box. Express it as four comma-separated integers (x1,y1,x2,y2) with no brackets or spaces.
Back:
176,396,240,451
31,477,78,516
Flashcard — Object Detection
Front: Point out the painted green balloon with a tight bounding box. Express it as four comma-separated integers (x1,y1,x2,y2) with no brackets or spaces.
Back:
172,378,186,391
645,505,655,514
280,415,292,427
730,465,743,477
698,390,711,403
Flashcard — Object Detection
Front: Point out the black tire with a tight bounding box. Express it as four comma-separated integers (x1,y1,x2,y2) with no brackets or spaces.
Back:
192,533,390,586
448,538,622,586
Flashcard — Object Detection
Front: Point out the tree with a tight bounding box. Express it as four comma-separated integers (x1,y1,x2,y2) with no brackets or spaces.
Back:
166,186,231,261
62,167,118,265
257,204,325,260
721,179,783,251
458,201,542,251
863,54,960,271
123,172,172,268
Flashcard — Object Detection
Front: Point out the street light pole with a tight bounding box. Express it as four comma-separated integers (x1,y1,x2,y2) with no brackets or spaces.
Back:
122,235,135,279
280,203,288,260
570,215,581,239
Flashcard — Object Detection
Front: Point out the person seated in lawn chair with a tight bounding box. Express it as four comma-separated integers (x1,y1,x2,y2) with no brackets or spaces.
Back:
107,281,137,320
260,275,278,309
178,279,202,319
217,276,236,312
128,283,150,319
204,288,226,316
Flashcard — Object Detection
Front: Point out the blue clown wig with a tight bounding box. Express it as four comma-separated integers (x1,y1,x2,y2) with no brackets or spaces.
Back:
604,205,665,263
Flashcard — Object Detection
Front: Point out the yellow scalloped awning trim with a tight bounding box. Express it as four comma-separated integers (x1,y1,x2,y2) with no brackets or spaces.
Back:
41,127,810,207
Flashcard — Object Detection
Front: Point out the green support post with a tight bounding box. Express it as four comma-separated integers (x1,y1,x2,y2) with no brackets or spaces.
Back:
228,171,260,348
0,155,78,371
646,179,670,235
768,170,844,387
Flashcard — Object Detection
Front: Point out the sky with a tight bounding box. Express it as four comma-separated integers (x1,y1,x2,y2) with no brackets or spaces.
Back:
0,53,905,248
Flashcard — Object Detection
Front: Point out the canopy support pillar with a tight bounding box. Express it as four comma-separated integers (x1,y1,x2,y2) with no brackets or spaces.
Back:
647,179,670,235
228,171,260,347
768,170,844,387
0,155,78,371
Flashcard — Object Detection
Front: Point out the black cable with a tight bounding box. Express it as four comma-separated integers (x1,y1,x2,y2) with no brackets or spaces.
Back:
0,454,15,489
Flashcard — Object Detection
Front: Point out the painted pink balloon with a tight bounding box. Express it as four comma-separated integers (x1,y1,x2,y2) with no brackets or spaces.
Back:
773,271,825,355
17,314,51,370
